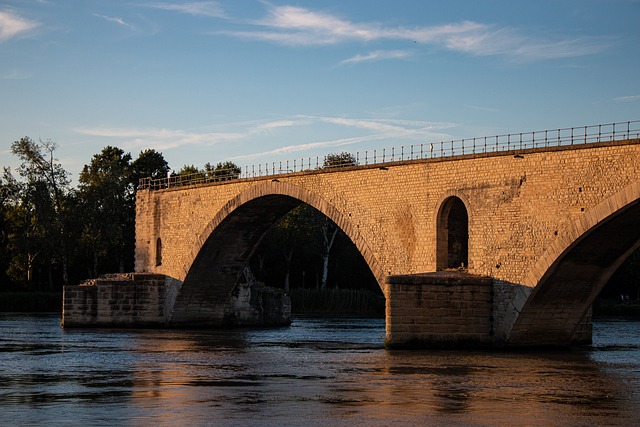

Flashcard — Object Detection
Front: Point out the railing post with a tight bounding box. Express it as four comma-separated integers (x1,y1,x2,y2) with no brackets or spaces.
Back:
584,126,587,144
570,127,574,145
612,122,616,141
598,124,602,142
627,121,630,139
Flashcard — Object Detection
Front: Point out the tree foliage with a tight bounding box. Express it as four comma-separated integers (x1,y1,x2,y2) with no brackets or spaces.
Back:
205,161,242,180
78,146,134,277
131,149,170,186
323,152,358,169
0,141,173,290
2,138,73,288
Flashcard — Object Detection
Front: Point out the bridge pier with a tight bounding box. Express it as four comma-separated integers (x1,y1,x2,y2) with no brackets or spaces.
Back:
62,274,291,329
385,272,493,348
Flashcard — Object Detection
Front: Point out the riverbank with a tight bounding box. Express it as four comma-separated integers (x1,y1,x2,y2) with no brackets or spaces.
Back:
0,291,62,312
289,288,385,317
593,298,640,319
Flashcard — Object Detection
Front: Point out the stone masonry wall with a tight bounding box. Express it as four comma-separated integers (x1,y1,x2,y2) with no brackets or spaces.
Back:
138,140,640,286
385,272,493,348
135,140,640,340
63,274,177,327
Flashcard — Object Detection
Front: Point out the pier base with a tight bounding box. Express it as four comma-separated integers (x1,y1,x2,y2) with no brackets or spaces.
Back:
62,273,291,328
385,272,493,349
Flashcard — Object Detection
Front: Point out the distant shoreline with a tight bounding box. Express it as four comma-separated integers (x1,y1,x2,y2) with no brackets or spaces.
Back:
0,291,62,312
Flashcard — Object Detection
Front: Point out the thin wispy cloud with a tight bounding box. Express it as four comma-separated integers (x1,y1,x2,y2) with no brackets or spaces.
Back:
339,50,412,65
229,134,390,161
94,14,135,30
613,95,640,103
74,126,244,151
146,1,227,18
231,116,456,161
74,116,456,163
219,5,607,61
0,10,40,41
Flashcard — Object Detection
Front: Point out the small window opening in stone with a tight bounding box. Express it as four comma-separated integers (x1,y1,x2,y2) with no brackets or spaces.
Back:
155,237,162,266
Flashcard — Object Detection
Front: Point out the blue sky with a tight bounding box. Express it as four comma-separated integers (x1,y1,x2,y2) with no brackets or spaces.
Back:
1,0,639,182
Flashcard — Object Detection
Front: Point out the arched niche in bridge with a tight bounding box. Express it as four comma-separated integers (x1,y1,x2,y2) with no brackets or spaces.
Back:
155,237,162,267
436,196,469,270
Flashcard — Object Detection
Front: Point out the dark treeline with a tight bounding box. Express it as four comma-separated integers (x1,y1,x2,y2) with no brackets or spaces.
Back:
0,137,171,291
0,140,379,298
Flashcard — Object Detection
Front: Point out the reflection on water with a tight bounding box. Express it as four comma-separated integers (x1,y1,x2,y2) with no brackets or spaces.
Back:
1,314,639,426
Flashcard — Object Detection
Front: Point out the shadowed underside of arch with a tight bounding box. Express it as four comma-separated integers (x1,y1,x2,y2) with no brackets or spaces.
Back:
170,181,384,326
507,181,640,346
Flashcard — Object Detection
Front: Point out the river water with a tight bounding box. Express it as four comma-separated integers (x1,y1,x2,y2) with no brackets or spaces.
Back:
1,314,639,426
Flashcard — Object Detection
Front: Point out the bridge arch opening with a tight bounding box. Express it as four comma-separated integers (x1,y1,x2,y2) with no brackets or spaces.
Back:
437,196,469,270
173,187,385,326
507,182,640,347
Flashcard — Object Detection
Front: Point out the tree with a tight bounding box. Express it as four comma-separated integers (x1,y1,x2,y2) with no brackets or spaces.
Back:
205,161,241,181
173,164,205,185
254,204,349,291
131,149,170,189
319,216,339,289
256,205,320,293
78,146,134,277
5,137,72,288
323,152,358,169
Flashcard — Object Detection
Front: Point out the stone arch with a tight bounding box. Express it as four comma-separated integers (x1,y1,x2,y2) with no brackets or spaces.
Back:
436,193,471,270
193,181,384,285
170,181,385,325
506,180,640,346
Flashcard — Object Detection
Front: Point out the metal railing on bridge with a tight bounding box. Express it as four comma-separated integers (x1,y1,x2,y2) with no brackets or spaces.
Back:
139,120,640,191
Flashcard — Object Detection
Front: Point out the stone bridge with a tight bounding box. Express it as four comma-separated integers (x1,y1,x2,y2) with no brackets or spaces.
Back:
126,127,640,348
62,121,640,347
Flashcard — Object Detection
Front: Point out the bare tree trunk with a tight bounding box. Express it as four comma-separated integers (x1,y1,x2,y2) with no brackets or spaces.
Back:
284,247,293,293
320,219,338,290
